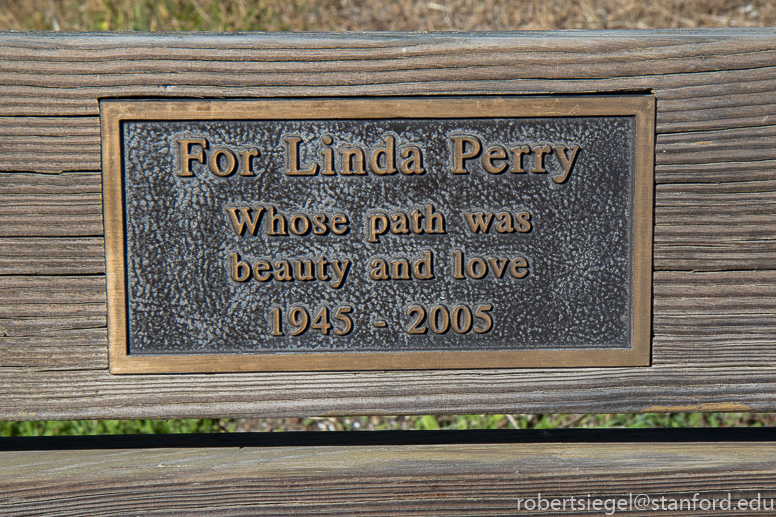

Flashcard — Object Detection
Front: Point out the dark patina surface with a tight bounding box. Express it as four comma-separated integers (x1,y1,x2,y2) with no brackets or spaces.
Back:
122,116,634,355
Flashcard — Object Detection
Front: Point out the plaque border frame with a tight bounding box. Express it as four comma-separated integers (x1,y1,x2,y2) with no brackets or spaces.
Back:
102,96,655,373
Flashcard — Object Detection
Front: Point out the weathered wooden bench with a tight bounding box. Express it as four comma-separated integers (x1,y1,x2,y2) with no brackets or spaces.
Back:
2,30,776,515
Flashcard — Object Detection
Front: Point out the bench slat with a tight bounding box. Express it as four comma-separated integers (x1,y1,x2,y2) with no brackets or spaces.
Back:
2,433,776,515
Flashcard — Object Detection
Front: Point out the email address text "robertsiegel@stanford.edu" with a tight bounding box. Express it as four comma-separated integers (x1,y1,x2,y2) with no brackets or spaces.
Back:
516,493,776,514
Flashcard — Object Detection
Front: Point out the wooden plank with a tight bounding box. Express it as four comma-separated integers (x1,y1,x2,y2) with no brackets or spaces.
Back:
0,171,101,195
4,76,776,128
0,117,100,173
653,230,776,270
653,179,776,270
0,329,107,370
1,431,776,515
656,126,776,165
0,172,102,237
0,275,106,303
0,366,773,420
652,271,776,366
0,276,106,338
0,32,773,126
0,237,104,275
656,160,776,184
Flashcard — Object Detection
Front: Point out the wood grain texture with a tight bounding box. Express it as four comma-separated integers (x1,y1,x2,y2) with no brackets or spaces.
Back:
0,329,107,370
0,117,100,173
1,367,774,420
653,179,776,270
0,237,104,275
1,30,776,418
2,433,776,516
0,31,775,126
0,172,102,237
0,276,106,339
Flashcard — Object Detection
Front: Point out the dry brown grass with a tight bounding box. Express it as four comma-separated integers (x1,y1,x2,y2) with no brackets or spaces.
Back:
0,0,773,32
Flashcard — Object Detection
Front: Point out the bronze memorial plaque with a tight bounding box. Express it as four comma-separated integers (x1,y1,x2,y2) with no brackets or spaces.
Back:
102,97,654,373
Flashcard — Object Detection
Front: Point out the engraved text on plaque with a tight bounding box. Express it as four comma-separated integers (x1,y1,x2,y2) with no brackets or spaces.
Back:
102,97,654,373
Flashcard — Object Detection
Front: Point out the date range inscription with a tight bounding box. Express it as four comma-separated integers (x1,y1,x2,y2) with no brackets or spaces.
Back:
265,303,493,337
102,97,654,372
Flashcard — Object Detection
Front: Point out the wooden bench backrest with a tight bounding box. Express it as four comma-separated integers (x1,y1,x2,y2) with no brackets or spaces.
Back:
2,30,776,420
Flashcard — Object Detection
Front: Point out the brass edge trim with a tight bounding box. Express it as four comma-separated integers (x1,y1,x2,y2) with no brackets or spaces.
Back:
109,348,647,374
102,97,650,121
101,96,655,373
101,102,129,374
633,96,655,367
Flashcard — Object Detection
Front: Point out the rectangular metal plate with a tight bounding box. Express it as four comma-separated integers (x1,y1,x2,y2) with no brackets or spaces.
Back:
102,96,654,373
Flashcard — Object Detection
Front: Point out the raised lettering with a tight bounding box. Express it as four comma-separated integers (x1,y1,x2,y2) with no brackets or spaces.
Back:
238,148,259,176
452,250,465,279
340,146,366,175
494,212,515,233
399,146,424,175
294,260,316,281
330,260,350,289
367,213,389,243
230,253,251,282
510,145,530,174
254,259,272,282
330,214,349,235
452,250,530,280
483,145,508,174
316,256,330,281
450,135,481,174
464,212,494,233
466,257,487,279
312,214,329,235
267,206,288,236
320,135,336,175
225,207,265,236
289,214,311,236
370,258,390,280
517,211,532,233
274,260,293,281
177,138,207,177
488,257,509,278
552,145,580,184
370,135,397,175
369,251,435,281
392,259,411,280
510,257,529,278
532,145,552,174
391,213,409,234
208,148,237,177
283,135,318,176
426,205,445,234
410,209,424,234
413,250,434,280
